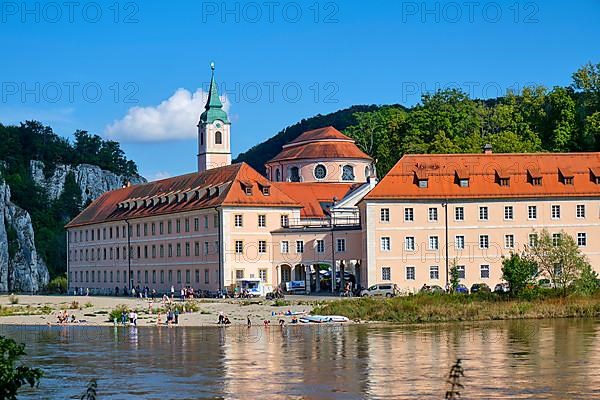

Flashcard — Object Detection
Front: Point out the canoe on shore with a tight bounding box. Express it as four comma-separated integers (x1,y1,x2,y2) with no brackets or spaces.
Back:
299,315,349,323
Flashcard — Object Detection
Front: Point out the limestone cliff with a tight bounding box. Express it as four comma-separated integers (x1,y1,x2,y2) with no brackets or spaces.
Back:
0,180,49,292
30,160,146,205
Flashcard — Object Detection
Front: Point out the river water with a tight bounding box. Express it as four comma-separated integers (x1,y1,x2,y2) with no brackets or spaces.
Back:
3,319,600,399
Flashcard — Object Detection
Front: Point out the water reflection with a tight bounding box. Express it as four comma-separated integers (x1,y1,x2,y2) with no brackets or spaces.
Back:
2,319,600,399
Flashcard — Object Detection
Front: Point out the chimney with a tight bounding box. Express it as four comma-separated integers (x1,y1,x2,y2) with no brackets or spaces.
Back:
483,144,493,155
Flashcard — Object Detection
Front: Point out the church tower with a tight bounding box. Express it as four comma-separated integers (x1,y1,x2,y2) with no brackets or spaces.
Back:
198,63,231,173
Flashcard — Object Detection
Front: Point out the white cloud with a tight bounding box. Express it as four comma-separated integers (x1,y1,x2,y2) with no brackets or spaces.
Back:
147,171,172,182
104,88,230,142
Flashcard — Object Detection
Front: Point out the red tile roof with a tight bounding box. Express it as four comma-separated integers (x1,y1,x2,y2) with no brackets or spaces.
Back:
364,152,600,200
66,163,301,228
274,182,357,218
267,126,372,163
288,126,354,144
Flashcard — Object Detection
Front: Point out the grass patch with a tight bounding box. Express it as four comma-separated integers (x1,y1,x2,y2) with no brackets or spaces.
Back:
272,299,291,307
312,293,600,324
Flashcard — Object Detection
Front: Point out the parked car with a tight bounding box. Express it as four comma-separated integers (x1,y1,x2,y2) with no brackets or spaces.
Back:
537,278,553,288
360,283,399,297
455,284,469,294
470,283,491,293
419,284,445,294
494,283,510,293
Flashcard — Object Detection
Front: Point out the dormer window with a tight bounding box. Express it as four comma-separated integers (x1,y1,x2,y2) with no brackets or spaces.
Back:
455,168,469,188
262,186,271,196
245,186,252,195
559,167,574,185
527,167,542,186
418,179,428,188
499,178,510,187
459,179,469,188
591,168,600,184
496,169,510,187
531,177,542,186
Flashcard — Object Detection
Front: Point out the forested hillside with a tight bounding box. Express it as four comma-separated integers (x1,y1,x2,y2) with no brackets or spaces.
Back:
0,121,140,278
237,62,600,177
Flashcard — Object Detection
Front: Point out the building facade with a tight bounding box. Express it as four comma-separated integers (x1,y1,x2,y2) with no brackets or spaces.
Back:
66,66,600,295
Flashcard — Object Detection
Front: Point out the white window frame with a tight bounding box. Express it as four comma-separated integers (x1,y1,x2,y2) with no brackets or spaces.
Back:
405,236,415,251
235,240,243,254
428,207,438,222
404,207,414,222
505,234,515,249
258,240,267,254
455,235,465,250
551,205,561,219
504,205,513,220
380,208,390,222
336,238,346,253
576,204,586,219
258,214,266,228
428,236,439,250
528,205,537,220
577,232,587,247
405,266,415,280
479,206,488,221
380,237,391,252
296,241,304,253
455,206,464,221
382,267,391,281
480,264,490,279
280,241,289,254
316,240,325,253
429,265,439,280
234,214,243,227
479,235,489,249
457,265,465,279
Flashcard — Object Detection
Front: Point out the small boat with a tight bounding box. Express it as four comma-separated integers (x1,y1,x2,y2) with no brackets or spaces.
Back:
299,315,349,323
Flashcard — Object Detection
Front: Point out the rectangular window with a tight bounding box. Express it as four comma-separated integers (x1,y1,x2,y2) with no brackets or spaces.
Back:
455,207,464,221
152,245,156,258
551,205,561,219
195,269,200,283
235,270,244,279
143,223,148,236
160,245,164,258
529,233,538,248
577,232,587,247
144,270,148,284
480,265,490,279
167,220,172,234
168,270,173,283
406,266,415,280
405,236,415,251
194,217,199,232
176,219,181,233
528,205,537,220
281,241,289,254
185,242,190,257
316,240,325,253
336,238,346,252
428,207,438,222
204,216,209,229
380,237,391,251
457,265,465,279
428,236,439,250
235,240,243,254
143,246,148,259
195,242,200,257
258,215,266,228
159,222,164,235
380,208,390,222
259,269,267,283
505,234,515,249
204,269,209,284
184,218,190,232
479,235,489,249
151,223,156,236
404,208,414,222
258,240,267,253
504,206,513,220
459,179,469,187
455,235,465,250
160,270,164,284
479,206,488,221
418,179,428,188
280,215,289,227
382,267,391,281
296,241,304,253
204,242,209,255
177,270,182,284
429,266,439,280
234,214,243,227
214,214,219,228
152,270,156,284
186,270,191,284
576,204,586,218
176,243,181,257
552,233,561,246
168,244,173,257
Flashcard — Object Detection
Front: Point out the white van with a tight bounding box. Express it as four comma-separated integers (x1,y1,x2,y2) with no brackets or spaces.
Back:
360,283,398,298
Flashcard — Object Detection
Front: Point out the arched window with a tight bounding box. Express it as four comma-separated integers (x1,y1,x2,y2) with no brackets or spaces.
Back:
215,131,222,144
275,169,281,182
314,164,327,180
290,167,300,182
342,165,355,181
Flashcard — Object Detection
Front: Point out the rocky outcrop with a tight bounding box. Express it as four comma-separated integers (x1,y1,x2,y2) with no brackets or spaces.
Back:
30,160,146,205
0,180,49,292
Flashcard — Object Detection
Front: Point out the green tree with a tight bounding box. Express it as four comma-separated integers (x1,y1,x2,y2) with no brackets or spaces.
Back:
449,260,460,293
525,230,590,296
0,336,43,399
501,252,538,296
573,264,599,296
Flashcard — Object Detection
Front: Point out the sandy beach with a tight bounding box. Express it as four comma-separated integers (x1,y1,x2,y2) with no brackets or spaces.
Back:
0,294,332,327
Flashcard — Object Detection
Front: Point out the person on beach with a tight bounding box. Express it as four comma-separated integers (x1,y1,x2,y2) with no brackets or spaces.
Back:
129,310,135,325
121,310,127,325
174,309,179,324
223,315,231,325
156,312,162,326
247,315,251,327
279,318,285,327
132,311,138,326
171,285,175,299
151,289,156,301
218,311,224,325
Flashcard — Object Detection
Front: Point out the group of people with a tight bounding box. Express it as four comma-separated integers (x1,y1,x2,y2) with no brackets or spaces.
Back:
217,312,231,325
55,310,77,324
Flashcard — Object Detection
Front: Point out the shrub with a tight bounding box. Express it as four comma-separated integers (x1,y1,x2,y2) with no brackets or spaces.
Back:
108,304,129,322
69,301,80,309
573,264,599,296
84,302,93,308
272,299,291,307
47,276,68,294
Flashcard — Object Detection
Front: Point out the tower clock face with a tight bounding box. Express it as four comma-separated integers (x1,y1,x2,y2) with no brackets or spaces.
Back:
215,122,222,128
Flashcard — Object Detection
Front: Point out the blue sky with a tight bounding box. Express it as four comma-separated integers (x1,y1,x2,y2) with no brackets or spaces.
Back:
1,0,599,180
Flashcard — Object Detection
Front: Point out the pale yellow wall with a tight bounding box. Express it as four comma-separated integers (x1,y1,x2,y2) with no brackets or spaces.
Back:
362,197,600,292
266,158,371,183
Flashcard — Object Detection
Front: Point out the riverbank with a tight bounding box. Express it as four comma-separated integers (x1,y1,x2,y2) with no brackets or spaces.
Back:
312,293,600,324
0,295,321,327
